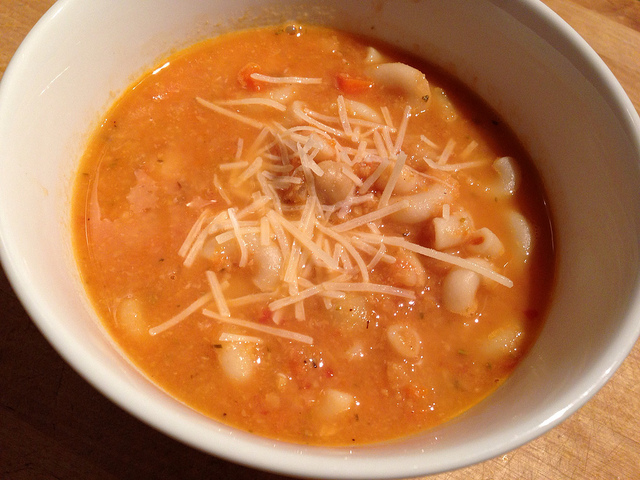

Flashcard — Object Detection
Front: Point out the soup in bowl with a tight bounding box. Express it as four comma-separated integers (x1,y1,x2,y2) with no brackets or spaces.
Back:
0,0,639,478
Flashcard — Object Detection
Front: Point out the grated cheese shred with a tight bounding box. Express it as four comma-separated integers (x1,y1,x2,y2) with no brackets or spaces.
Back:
179,209,212,258
217,97,287,111
149,292,214,336
250,73,323,85
218,332,264,343
378,152,407,209
228,208,249,268
206,270,230,317
151,80,517,341
196,97,265,129
203,310,314,344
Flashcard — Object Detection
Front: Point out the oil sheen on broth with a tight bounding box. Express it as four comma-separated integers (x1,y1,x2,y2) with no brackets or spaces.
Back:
72,24,554,445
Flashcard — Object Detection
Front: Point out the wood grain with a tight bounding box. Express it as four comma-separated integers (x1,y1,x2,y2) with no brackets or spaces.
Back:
1,1,639,479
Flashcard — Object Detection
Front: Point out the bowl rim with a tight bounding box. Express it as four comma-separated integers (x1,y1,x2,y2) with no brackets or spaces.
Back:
1,0,640,478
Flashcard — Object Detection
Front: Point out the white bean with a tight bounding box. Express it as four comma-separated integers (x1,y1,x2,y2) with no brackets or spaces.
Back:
251,242,282,292
390,184,455,224
375,165,420,195
217,342,260,383
441,268,481,315
315,160,354,204
473,157,520,199
275,372,290,391
316,389,355,419
389,249,427,288
465,257,500,288
268,85,296,103
484,319,525,358
387,324,422,359
432,88,458,122
492,156,519,197
386,361,411,390
115,296,146,336
396,166,422,195
331,295,371,333
431,211,474,250
507,210,533,260
466,227,505,258
367,62,431,101
307,134,335,161
343,98,383,123
365,46,384,64
201,237,239,267
345,341,366,360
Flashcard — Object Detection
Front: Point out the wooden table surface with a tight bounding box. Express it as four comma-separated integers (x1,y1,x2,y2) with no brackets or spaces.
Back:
1,1,639,479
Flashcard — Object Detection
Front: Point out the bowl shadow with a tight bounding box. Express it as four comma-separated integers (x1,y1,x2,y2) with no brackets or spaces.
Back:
0,266,291,480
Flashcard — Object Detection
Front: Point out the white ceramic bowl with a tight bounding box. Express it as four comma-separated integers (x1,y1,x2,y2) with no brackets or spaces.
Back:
1,0,639,478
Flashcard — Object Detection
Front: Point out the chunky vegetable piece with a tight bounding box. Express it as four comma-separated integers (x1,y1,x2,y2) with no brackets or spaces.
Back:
72,24,554,445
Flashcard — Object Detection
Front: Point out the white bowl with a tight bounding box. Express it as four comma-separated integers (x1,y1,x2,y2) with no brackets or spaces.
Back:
1,0,639,478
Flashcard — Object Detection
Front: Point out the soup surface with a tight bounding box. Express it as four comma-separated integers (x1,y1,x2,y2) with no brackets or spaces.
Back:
72,24,554,445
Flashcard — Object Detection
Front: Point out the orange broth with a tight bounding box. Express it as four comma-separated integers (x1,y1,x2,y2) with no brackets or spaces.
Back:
72,25,555,445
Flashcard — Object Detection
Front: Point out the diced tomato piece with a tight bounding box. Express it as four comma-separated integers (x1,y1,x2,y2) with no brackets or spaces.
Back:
258,307,272,324
238,63,262,91
403,384,425,400
336,73,373,94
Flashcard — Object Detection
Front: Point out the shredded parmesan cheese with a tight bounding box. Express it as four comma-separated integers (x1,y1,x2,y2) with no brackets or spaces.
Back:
206,270,230,317
292,101,347,140
266,210,339,270
217,97,287,111
393,105,411,153
438,138,457,165
373,130,388,159
424,156,485,172
354,232,513,287
226,292,275,307
178,209,212,258
228,208,249,268
460,139,479,159
235,156,264,185
218,332,264,343
149,292,213,336
381,106,394,128
420,134,438,149
333,199,409,233
442,203,451,219
315,222,369,282
378,152,407,209
161,83,518,342
260,217,270,246
250,73,323,85
337,95,354,139
322,282,416,299
268,284,324,311
235,137,244,159
219,161,250,170
359,157,389,194
196,97,265,129
203,310,314,344
213,173,232,205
